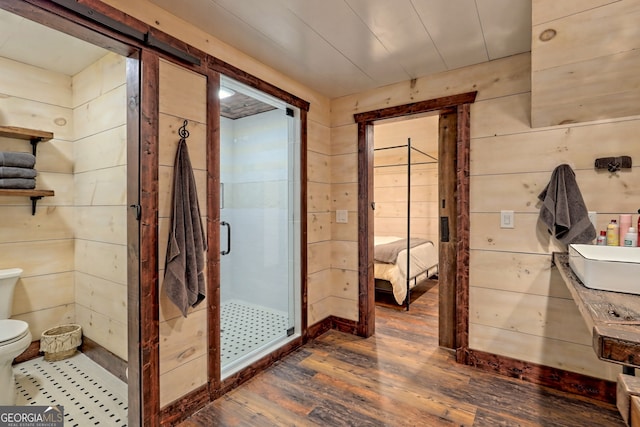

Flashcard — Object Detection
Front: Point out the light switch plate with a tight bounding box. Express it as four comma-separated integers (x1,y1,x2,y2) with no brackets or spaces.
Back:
336,209,348,224
500,210,514,229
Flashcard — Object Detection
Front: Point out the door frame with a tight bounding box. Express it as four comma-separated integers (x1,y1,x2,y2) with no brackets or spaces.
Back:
354,92,476,354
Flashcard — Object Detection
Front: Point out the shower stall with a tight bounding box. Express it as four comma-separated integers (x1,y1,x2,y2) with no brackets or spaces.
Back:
219,76,301,377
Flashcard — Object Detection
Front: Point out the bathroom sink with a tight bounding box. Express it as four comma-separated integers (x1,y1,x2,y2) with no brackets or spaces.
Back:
568,244,640,295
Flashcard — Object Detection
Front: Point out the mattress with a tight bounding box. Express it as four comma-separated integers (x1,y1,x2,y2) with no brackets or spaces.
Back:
374,236,438,304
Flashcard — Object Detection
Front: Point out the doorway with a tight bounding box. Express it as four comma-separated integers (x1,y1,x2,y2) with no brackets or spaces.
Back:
0,5,140,424
218,76,302,377
354,93,475,354
372,115,440,310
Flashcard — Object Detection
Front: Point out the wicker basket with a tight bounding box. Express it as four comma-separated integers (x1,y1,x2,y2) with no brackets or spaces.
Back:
40,324,82,362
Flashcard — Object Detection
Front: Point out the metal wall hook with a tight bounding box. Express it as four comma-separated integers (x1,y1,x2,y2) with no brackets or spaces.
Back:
607,161,621,173
594,155,632,172
178,119,190,140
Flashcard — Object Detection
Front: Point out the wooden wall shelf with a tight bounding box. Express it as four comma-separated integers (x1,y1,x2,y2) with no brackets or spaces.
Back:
0,125,53,155
0,125,55,214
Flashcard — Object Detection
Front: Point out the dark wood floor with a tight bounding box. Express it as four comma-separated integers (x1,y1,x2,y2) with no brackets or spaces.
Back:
179,280,625,426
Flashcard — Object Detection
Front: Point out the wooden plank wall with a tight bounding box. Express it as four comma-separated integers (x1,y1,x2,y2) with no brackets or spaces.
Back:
103,0,333,330
73,52,128,361
157,59,209,408
0,50,128,360
0,56,75,340
373,116,439,241
531,0,640,127
331,52,640,380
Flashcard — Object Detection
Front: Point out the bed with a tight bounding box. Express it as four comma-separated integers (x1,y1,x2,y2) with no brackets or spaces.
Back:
374,235,439,308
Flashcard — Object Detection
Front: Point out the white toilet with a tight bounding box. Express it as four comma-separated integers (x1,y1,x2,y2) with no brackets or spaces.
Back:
0,268,32,405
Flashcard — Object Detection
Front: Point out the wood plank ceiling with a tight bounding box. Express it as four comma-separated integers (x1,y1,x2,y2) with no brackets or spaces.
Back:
0,1,532,100
147,0,532,98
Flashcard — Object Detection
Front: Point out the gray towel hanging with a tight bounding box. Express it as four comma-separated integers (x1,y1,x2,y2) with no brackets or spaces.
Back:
163,121,207,317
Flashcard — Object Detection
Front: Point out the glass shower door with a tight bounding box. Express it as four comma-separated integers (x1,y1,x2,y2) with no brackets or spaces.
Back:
219,76,300,377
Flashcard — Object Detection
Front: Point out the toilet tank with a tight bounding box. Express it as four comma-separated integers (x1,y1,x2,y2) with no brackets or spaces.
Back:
0,268,22,319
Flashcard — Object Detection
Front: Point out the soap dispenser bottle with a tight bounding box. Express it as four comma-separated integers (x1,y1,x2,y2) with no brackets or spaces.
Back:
606,219,619,246
619,214,632,246
624,227,638,247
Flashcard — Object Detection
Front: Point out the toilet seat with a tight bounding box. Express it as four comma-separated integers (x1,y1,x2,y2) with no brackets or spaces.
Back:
0,319,29,346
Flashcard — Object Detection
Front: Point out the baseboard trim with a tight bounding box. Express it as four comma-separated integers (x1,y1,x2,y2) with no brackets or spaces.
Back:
462,348,617,403
307,315,358,340
80,336,128,383
160,385,210,427
13,341,40,364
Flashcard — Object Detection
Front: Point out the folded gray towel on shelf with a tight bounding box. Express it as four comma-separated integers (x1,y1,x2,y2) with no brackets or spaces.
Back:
0,178,36,189
0,151,36,168
0,166,37,179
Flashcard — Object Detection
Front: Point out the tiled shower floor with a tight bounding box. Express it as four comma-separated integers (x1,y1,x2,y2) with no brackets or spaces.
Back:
221,300,289,367
14,353,127,426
